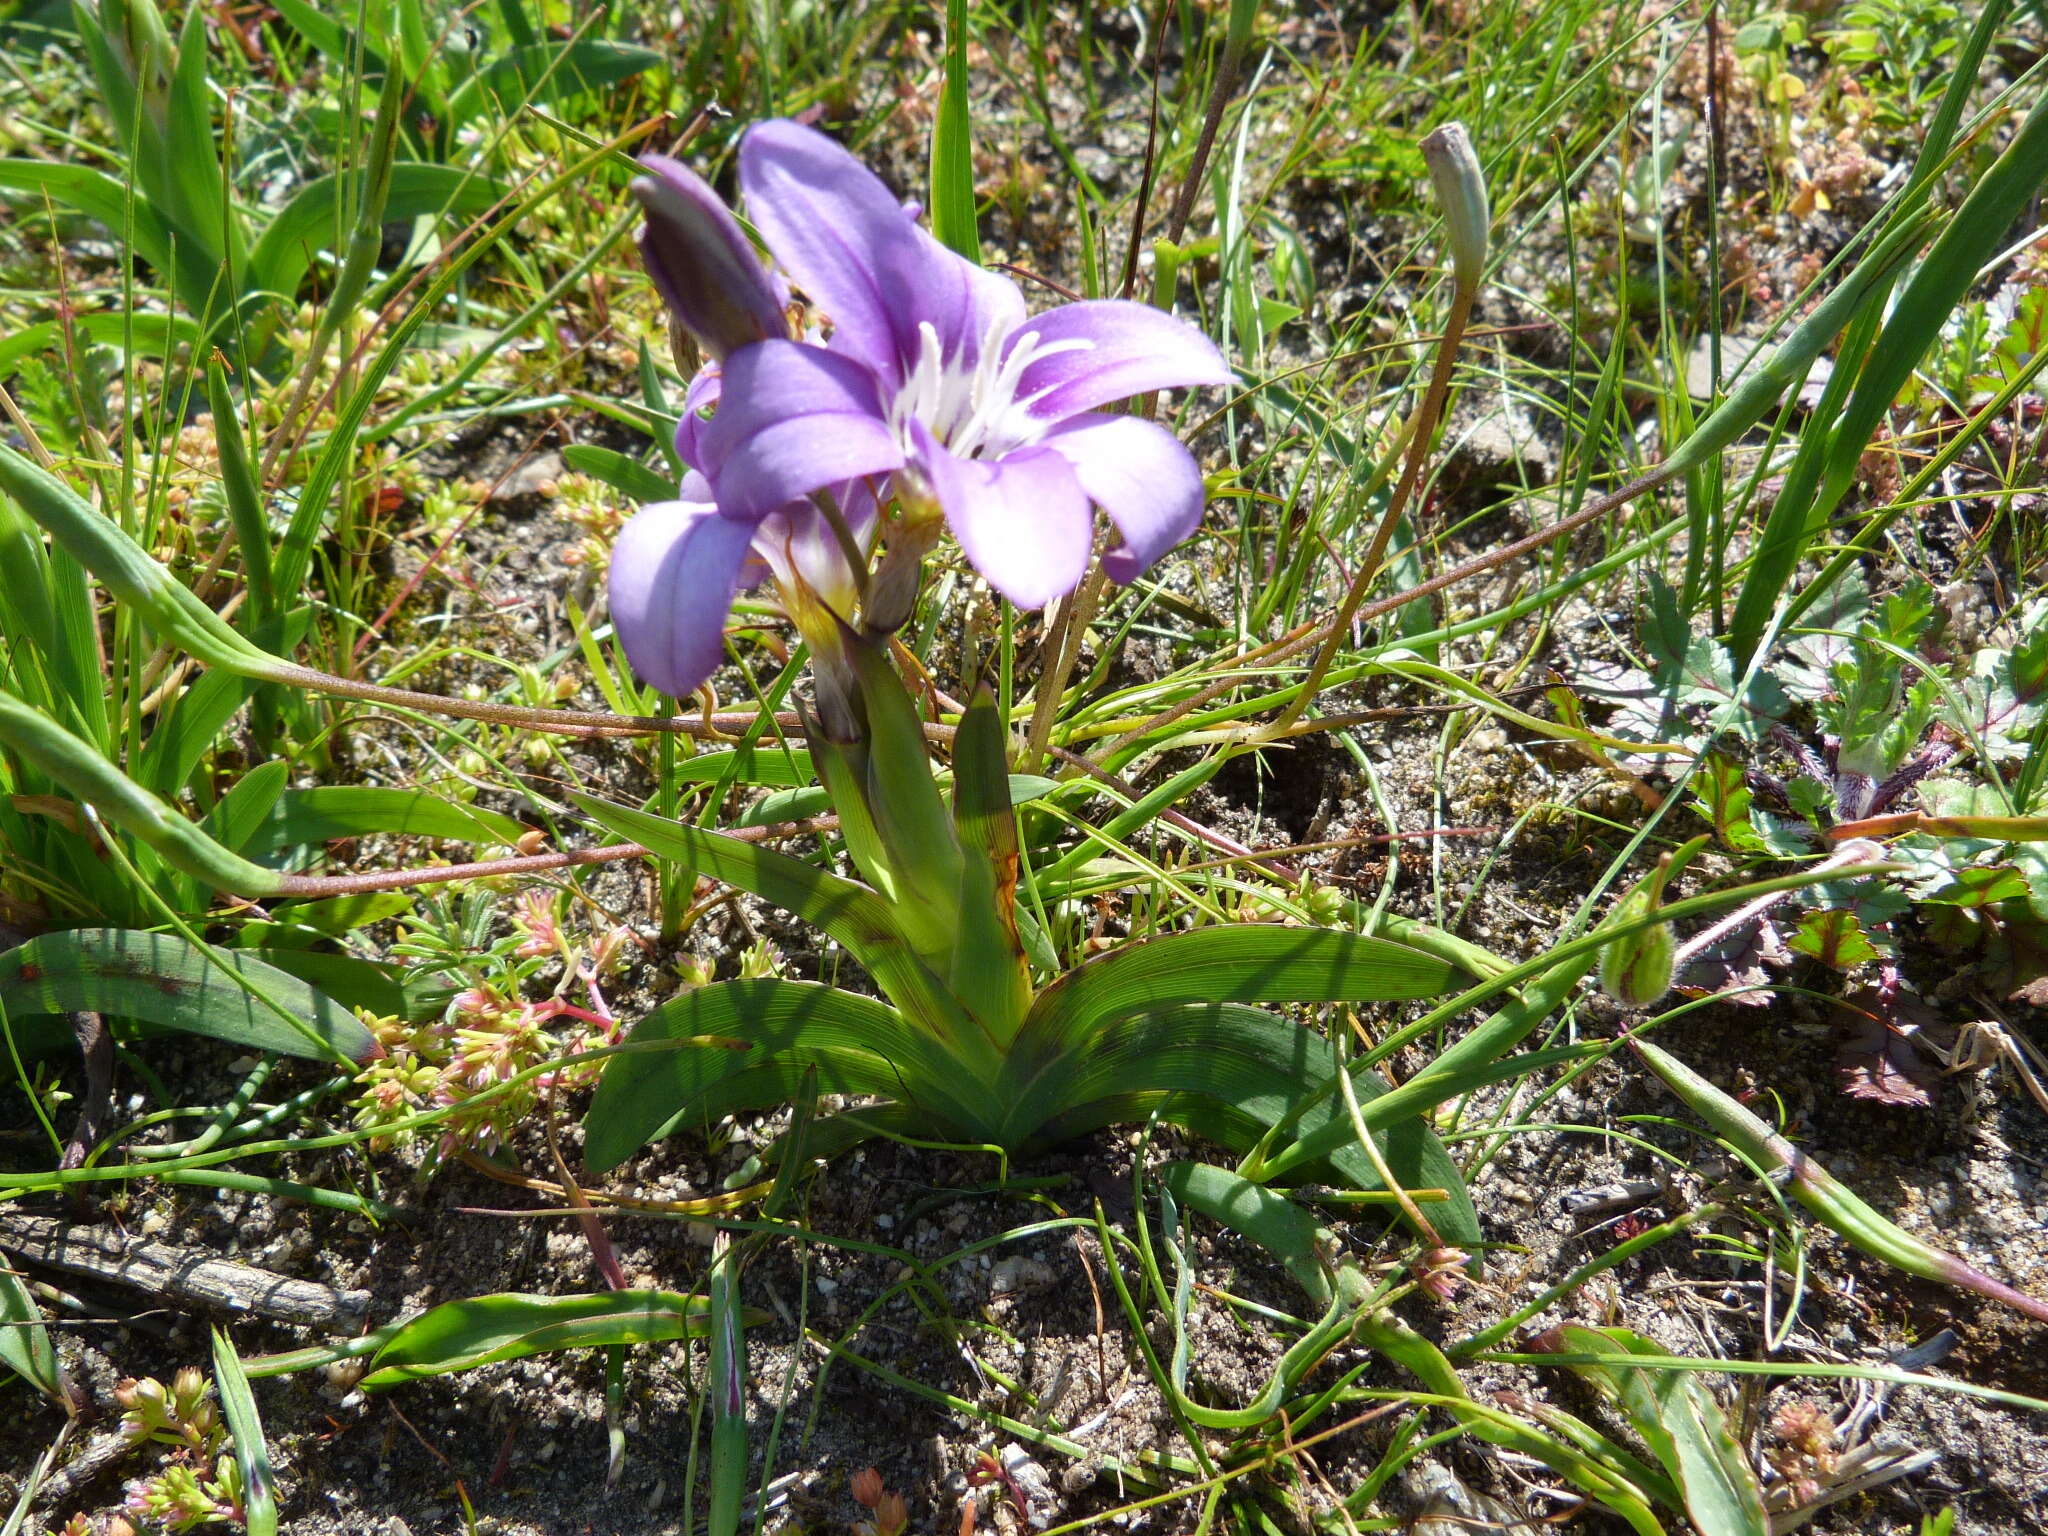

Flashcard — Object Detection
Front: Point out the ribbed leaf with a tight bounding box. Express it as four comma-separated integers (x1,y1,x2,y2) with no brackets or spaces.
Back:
1009,1003,1480,1248
0,162,194,301
0,1261,63,1404
571,792,997,1077
200,760,290,853
442,40,662,129
0,311,199,376
570,791,901,962
242,786,527,856
583,978,971,1171
1539,1325,1768,1536
945,688,1030,1041
1019,925,1462,1057
929,0,980,261
205,359,275,626
211,1328,278,1536
845,635,966,942
560,443,677,504
1253,951,1595,1183
0,493,103,743
1160,1161,1338,1306
1730,57,2047,666
248,163,503,306
361,1290,720,1389
671,743,815,788
0,928,375,1062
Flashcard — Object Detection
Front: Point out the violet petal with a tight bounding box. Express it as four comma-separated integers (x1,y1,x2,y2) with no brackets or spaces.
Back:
1008,300,1229,423
1039,413,1207,582
912,425,1091,609
607,488,757,697
672,367,722,474
700,340,902,522
739,119,1022,383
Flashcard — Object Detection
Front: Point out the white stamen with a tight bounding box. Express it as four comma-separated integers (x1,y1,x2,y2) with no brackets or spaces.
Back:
888,314,1093,460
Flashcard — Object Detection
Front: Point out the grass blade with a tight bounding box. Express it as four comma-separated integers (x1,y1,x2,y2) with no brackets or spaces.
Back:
928,0,980,262
210,1328,278,1536
1729,80,2048,666
360,1290,723,1389
0,928,375,1062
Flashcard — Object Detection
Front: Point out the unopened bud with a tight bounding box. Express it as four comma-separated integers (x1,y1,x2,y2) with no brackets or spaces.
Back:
1599,861,1676,1009
1420,122,1489,296
861,509,942,635
850,1467,884,1508
631,157,788,361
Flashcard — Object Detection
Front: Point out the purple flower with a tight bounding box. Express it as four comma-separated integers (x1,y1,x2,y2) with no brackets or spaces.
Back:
609,119,1228,698
607,470,872,698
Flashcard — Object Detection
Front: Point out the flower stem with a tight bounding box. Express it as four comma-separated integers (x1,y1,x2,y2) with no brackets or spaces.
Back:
1273,281,1475,738
1631,1035,2048,1324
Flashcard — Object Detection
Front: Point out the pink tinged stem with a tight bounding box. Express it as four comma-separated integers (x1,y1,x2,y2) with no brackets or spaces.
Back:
1631,1036,2048,1324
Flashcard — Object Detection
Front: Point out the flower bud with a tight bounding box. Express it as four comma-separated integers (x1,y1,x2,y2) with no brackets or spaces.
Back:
851,1467,884,1508
1599,863,1676,1010
631,156,788,361
1419,122,1489,296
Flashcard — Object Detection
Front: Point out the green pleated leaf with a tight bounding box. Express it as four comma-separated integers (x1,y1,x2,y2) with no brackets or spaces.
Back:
0,160,196,301
1010,1002,1480,1249
0,928,375,1062
672,744,817,789
1254,951,1595,1184
242,786,527,856
361,1290,724,1390
560,443,679,505
248,163,506,304
584,978,963,1171
199,760,290,854
0,311,200,376
1020,925,1463,1056
442,40,662,129
945,688,1030,1042
573,792,896,950
238,947,426,1020
1160,1161,1338,1307
928,0,980,261
573,792,998,1077
1536,1325,1768,1536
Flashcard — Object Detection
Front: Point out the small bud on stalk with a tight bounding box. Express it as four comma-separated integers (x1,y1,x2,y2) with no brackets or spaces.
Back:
1420,121,1490,298
1598,853,1679,1009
